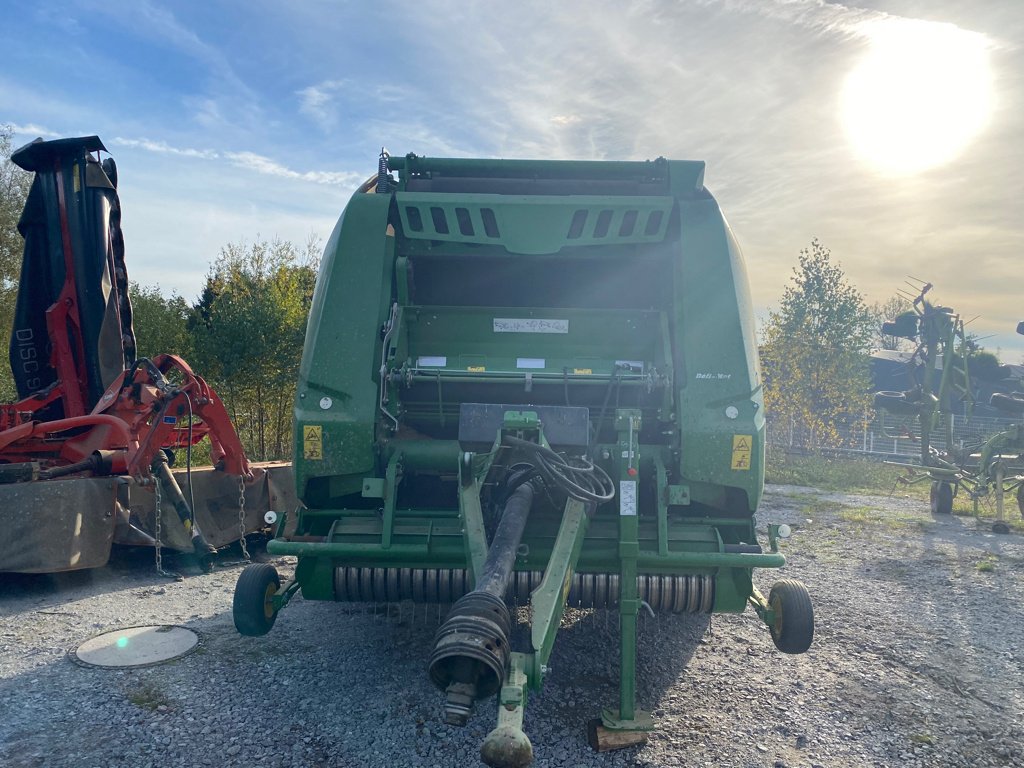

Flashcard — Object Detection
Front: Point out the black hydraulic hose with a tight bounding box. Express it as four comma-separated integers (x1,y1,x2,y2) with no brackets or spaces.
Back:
475,482,535,598
501,435,615,504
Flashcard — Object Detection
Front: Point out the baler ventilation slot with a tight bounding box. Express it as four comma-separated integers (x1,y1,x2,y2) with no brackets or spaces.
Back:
395,192,673,255
405,204,502,240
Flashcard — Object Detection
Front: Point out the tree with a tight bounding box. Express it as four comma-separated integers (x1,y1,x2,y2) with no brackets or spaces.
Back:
190,236,320,460
761,239,876,449
870,294,913,352
129,282,193,361
0,126,33,401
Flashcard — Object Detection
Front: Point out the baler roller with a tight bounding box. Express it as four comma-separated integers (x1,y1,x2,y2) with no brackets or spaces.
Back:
332,566,715,613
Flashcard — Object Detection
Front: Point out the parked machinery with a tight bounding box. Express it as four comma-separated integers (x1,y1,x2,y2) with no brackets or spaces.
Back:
0,136,295,574
234,151,813,766
875,284,1023,531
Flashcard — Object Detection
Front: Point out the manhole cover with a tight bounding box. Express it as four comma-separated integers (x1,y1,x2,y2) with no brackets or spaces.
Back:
73,625,200,668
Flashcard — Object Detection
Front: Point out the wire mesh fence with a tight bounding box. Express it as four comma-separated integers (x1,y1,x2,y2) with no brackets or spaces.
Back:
766,410,1022,460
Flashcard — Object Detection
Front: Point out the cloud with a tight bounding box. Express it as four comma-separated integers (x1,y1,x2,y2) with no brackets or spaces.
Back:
109,137,362,187
5,122,62,139
297,79,414,133
112,137,216,159
223,151,364,186
297,79,348,130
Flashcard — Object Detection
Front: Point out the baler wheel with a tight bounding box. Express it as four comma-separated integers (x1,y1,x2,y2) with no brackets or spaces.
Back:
930,481,953,515
233,563,280,637
768,579,813,654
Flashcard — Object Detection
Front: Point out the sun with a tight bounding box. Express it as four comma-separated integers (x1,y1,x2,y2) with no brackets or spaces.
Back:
841,20,994,176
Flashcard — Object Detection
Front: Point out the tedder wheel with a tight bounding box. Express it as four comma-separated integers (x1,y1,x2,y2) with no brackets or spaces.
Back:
233,563,280,637
1017,484,1024,518
930,481,953,515
768,579,814,654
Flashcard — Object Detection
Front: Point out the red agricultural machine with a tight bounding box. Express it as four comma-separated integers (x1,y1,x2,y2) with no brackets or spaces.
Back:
0,136,295,574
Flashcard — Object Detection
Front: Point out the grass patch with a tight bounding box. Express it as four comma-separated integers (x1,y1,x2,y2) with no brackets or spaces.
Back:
766,453,906,494
975,556,998,573
126,681,172,711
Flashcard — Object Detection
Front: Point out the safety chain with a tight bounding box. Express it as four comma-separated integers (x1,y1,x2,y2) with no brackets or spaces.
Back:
154,478,182,580
237,474,251,562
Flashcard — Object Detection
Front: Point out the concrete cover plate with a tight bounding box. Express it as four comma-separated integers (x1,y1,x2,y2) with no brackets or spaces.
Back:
74,625,200,668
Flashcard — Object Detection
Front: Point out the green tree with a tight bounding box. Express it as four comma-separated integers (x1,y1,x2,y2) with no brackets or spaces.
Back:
0,126,33,401
761,239,875,449
129,282,193,361
190,236,320,460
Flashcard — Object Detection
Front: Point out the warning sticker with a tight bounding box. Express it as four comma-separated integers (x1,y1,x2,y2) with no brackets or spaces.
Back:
467,366,486,372
731,434,752,471
303,425,323,460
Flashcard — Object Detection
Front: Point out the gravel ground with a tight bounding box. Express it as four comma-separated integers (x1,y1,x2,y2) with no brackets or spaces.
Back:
1,484,1023,768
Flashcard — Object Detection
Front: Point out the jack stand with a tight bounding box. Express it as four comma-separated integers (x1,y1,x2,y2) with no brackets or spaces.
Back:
481,653,533,768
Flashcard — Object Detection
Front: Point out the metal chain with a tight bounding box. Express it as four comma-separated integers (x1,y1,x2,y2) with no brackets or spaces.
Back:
237,474,251,562
153,478,181,580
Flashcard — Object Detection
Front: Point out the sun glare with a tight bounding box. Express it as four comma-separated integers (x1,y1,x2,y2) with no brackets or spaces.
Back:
841,20,993,176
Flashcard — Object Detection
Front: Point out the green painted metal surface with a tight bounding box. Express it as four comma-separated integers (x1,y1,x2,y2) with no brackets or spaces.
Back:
274,152,795,753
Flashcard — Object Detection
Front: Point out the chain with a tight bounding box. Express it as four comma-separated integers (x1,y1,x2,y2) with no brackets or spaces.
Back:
153,478,181,580
237,474,251,562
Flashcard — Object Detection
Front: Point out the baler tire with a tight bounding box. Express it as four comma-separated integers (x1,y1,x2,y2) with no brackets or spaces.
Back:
930,481,953,515
768,579,813,654
233,563,280,637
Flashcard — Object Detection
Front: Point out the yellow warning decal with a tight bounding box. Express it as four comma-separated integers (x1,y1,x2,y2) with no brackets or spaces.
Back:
467,366,486,372
303,425,323,460
731,434,752,470
573,368,592,375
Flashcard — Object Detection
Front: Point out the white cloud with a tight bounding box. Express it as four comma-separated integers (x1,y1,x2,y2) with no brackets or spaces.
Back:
6,122,62,139
111,137,216,159
109,137,361,187
297,79,348,130
224,151,363,187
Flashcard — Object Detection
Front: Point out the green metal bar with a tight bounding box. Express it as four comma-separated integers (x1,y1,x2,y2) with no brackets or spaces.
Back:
405,372,652,385
497,652,529,730
458,462,489,584
530,498,589,664
654,454,669,556
266,538,786,568
381,452,400,549
617,409,641,722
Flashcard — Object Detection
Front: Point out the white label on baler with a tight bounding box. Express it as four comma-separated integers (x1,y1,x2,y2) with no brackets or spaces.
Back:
619,480,637,516
493,318,568,334
416,356,447,367
516,358,545,369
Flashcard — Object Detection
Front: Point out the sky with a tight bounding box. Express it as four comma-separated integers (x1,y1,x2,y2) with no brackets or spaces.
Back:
2,0,1022,360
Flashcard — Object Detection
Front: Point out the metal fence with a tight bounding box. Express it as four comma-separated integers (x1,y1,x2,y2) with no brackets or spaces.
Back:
766,411,1022,460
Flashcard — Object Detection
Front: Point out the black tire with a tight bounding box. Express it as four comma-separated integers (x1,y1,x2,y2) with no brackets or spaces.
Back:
233,563,280,636
993,522,1010,535
873,390,921,417
989,392,1024,416
768,579,814,654
930,481,953,515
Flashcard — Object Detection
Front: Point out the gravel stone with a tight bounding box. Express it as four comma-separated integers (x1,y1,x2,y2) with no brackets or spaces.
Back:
2,485,1023,766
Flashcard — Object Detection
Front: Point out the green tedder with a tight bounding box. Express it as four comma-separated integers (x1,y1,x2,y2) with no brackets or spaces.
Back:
233,151,813,766
875,284,1024,532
